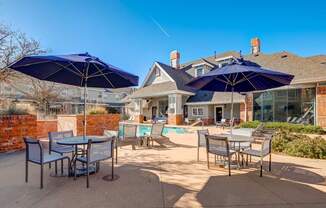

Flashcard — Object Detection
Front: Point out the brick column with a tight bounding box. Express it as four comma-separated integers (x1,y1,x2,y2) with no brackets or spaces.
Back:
240,94,253,122
316,85,326,127
168,94,183,125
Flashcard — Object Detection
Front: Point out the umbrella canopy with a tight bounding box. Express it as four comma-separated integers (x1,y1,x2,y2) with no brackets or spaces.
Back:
9,53,138,88
187,61,294,132
187,62,294,92
9,53,139,136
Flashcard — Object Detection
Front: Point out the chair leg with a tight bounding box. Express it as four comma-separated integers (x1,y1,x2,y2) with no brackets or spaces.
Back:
269,154,272,172
86,162,90,188
197,146,199,162
115,145,118,164
49,162,51,169
74,160,77,180
228,155,231,176
260,157,263,177
40,164,44,189
206,152,209,169
61,159,64,175
67,158,71,176
25,160,28,183
55,161,58,175
111,156,114,180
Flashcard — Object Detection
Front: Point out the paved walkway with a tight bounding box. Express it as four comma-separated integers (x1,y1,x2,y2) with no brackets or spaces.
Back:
0,129,326,208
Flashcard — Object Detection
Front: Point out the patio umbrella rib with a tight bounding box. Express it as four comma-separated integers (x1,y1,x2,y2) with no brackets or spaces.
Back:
92,63,116,88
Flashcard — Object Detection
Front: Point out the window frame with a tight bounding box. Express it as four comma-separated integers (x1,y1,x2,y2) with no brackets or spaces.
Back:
195,67,204,77
192,107,204,116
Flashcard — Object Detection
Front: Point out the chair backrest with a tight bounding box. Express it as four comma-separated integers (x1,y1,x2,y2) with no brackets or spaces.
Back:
205,135,229,154
252,123,265,137
151,123,164,137
123,124,137,138
104,130,118,138
87,138,114,162
197,129,209,147
48,130,74,150
24,137,43,163
261,137,272,156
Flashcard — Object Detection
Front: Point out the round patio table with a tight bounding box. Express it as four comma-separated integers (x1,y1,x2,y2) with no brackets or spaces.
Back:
214,133,254,168
57,136,118,180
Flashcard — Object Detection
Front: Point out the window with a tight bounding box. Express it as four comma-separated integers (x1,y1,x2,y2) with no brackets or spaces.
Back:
192,107,204,116
253,88,315,124
155,67,160,77
195,67,204,77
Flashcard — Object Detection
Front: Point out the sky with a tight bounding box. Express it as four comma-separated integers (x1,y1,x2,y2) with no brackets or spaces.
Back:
1,0,326,84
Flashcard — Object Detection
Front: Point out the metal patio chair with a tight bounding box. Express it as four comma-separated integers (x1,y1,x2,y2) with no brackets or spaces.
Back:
148,123,170,147
24,137,71,189
119,124,141,150
197,129,209,161
104,130,119,164
205,135,237,176
241,135,272,177
74,138,114,188
48,130,74,174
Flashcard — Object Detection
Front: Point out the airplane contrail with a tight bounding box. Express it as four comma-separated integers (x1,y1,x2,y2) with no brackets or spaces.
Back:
150,16,170,38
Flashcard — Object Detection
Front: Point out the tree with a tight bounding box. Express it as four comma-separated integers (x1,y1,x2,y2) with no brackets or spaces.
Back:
0,24,45,81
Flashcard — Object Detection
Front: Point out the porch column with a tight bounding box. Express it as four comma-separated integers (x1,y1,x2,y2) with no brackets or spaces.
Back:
168,94,183,125
134,99,144,123
240,93,253,122
316,83,326,127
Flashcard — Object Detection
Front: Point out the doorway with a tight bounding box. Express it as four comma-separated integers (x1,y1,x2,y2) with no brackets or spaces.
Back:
215,106,223,123
152,106,157,120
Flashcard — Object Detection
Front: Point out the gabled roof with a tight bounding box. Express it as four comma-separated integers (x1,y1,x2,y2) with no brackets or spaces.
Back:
130,62,195,98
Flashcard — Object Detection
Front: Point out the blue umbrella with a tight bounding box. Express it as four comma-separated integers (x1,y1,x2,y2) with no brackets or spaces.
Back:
9,53,139,136
187,61,294,132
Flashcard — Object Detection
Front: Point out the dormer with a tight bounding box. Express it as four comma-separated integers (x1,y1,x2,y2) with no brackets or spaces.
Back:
215,56,237,68
192,59,215,77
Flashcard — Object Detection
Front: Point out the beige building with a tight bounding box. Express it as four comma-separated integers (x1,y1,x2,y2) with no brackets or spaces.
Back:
129,38,326,127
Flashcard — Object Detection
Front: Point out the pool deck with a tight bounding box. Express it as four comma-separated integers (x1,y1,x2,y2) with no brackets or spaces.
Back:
1,127,326,208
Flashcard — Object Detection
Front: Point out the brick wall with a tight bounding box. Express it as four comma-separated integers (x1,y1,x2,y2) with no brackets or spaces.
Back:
76,114,120,136
0,115,37,153
36,120,58,139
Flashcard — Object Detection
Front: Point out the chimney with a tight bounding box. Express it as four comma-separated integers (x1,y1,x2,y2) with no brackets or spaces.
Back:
170,50,180,69
251,37,261,55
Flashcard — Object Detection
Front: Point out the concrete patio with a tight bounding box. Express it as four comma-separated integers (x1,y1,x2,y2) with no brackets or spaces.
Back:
0,128,326,208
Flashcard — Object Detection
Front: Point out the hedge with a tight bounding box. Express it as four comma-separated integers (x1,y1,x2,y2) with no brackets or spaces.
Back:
239,121,325,134
272,130,326,159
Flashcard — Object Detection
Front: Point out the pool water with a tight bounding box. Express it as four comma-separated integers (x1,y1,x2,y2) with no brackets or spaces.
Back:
119,124,187,136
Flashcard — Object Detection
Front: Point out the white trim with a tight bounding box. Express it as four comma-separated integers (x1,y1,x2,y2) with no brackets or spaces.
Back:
214,105,224,123
141,62,175,87
185,101,243,105
195,67,204,77
192,107,204,116
131,90,194,99
215,55,237,62
192,62,214,68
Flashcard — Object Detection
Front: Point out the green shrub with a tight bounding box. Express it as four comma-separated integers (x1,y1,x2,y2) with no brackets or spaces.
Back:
271,130,326,159
87,106,107,115
240,121,325,134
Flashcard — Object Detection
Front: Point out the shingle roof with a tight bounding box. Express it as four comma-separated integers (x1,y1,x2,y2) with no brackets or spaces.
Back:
156,62,195,92
186,90,245,104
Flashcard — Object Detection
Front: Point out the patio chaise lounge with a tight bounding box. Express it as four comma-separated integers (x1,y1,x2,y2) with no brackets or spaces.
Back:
24,137,71,189
148,123,170,147
119,124,141,150
74,138,114,188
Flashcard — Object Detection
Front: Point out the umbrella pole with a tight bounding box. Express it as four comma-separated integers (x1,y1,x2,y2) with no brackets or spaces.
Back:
83,80,87,138
230,87,234,135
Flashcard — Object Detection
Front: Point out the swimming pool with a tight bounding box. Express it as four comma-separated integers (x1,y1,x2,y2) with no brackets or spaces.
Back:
119,124,187,136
